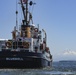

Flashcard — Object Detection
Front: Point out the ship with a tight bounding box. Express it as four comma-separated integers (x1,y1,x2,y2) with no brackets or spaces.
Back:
0,0,52,68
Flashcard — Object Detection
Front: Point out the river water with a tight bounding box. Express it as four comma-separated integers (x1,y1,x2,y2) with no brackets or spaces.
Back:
0,61,76,75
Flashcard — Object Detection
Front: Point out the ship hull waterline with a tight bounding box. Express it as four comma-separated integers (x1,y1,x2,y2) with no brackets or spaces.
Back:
0,50,52,69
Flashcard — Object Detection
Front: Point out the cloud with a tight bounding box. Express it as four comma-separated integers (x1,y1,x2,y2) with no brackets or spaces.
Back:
53,50,76,61
63,50,76,55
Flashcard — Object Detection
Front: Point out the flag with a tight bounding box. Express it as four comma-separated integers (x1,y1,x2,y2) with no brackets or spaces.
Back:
22,0,27,4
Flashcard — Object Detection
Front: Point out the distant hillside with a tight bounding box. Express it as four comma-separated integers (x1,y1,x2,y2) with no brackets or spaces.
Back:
59,60,76,62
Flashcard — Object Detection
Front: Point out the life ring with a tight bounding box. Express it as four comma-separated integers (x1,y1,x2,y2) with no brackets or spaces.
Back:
6,41,12,48
34,28,38,32
23,42,29,48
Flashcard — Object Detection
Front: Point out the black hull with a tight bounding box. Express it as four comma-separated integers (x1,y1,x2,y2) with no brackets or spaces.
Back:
0,58,52,69
0,50,52,69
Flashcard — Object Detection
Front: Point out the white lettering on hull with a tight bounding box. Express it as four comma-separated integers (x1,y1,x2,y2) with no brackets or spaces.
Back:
6,58,23,61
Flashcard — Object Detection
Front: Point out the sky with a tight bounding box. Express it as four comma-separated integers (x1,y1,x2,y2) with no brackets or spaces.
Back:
0,0,76,61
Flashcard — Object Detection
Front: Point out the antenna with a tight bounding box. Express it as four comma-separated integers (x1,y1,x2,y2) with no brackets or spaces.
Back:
16,0,18,30
26,0,28,25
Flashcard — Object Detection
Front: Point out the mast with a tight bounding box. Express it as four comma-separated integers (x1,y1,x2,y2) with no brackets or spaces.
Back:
20,0,28,25
20,0,32,38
